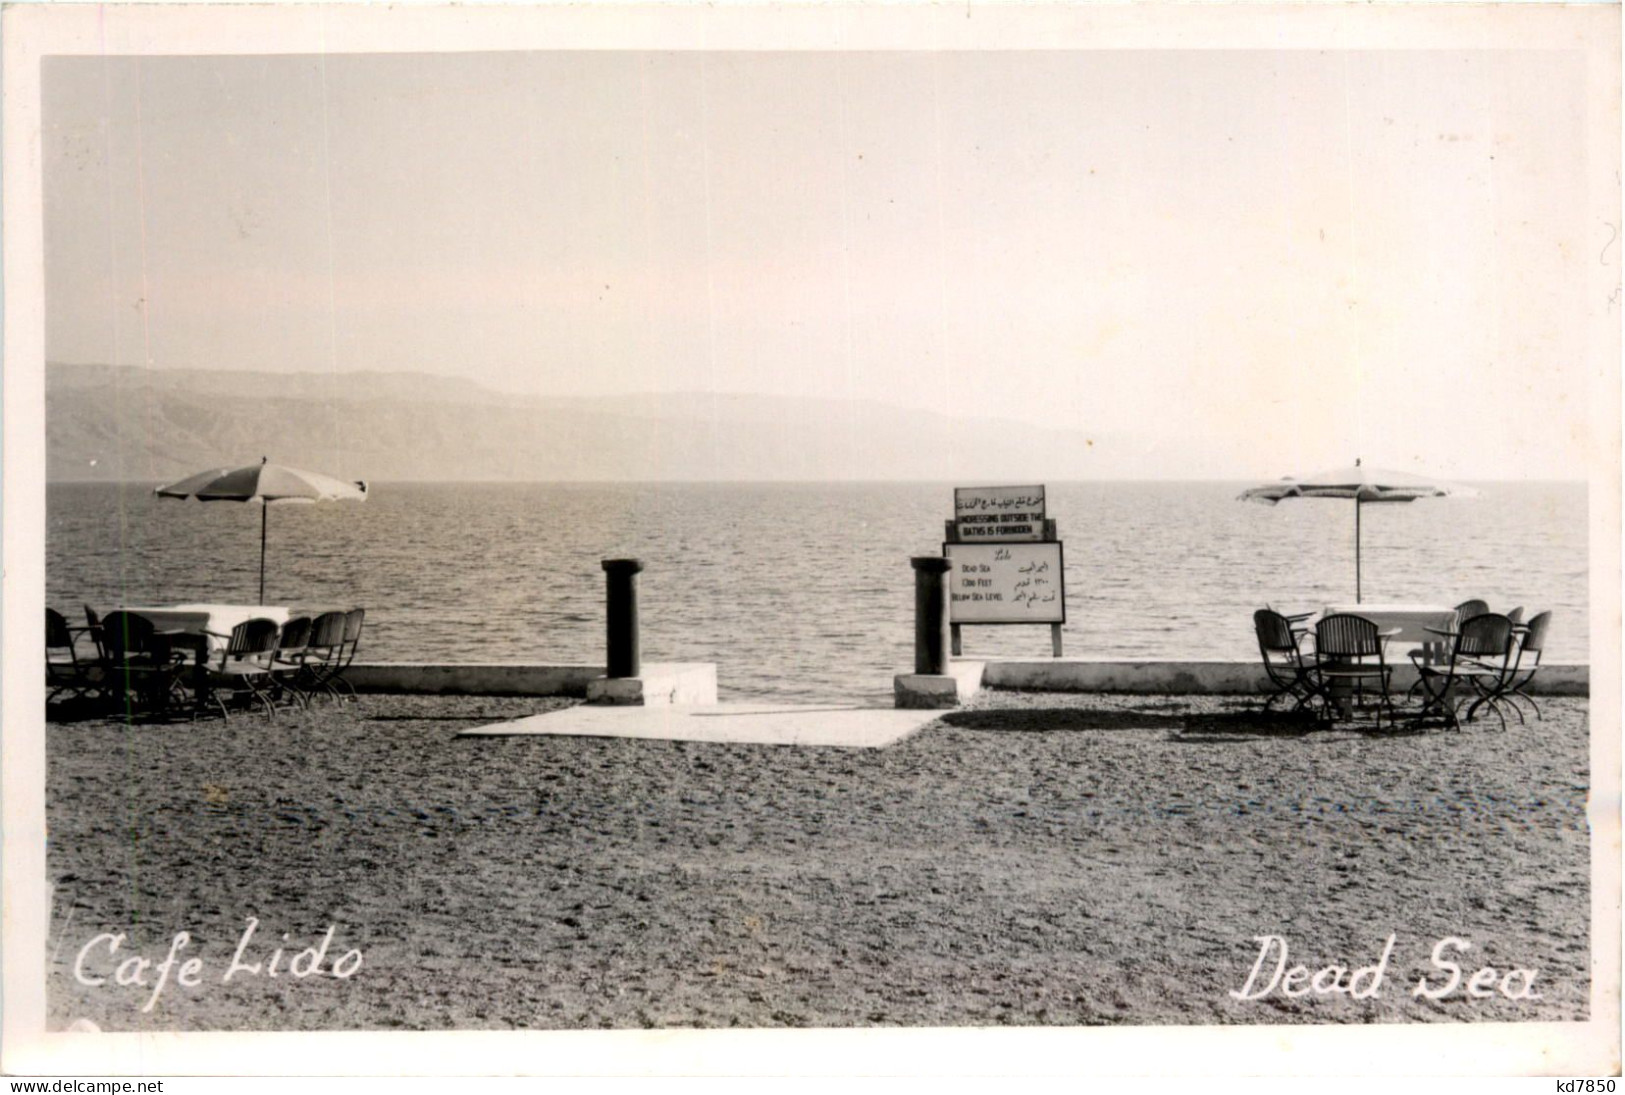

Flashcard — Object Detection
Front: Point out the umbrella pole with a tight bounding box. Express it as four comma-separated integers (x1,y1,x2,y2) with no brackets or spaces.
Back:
1355,498,1362,604
259,504,267,605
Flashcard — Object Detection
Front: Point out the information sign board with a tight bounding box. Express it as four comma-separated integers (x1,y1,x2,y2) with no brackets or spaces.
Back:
953,485,1046,542
944,542,1066,624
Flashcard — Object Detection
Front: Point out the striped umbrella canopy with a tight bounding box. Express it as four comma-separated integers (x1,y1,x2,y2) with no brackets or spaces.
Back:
1238,459,1477,602
155,457,368,603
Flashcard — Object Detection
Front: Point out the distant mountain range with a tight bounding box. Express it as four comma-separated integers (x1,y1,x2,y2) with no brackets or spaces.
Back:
44,362,1188,482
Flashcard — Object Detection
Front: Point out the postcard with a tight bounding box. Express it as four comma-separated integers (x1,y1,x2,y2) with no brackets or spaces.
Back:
3,1,1618,1079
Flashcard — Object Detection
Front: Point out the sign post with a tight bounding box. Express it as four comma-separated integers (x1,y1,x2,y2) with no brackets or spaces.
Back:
946,486,1066,657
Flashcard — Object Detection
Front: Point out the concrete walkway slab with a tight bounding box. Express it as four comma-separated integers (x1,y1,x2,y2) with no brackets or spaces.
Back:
457,703,941,748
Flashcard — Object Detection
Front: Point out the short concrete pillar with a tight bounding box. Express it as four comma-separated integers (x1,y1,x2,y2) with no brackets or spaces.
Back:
911,555,953,676
602,558,644,679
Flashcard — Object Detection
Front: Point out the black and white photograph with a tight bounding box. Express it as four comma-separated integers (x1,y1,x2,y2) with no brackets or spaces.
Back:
3,1,1619,1079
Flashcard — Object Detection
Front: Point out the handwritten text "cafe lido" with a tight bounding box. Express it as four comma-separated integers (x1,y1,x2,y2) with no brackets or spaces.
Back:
74,917,362,1012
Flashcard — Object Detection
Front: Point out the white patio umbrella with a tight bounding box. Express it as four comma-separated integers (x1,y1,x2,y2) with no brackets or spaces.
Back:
154,457,368,603
1238,458,1477,602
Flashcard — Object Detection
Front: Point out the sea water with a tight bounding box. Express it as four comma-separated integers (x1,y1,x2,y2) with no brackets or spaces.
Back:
46,481,1589,704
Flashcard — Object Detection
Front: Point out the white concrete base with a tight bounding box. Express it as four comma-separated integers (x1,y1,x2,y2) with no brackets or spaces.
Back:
894,660,986,709
585,663,718,706
458,703,938,748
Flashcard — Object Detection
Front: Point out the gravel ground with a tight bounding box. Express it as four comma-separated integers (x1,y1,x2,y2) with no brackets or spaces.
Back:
44,689,1591,1031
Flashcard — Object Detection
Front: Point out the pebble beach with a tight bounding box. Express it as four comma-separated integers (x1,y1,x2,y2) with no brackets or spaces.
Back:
45,690,1591,1031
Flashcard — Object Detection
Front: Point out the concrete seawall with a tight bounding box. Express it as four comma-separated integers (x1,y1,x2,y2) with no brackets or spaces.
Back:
981,658,1589,696
344,660,1587,698
345,663,602,696
344,663,718,704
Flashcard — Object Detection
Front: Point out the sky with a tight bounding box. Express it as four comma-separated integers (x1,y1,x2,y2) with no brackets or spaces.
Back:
41,48,1600,478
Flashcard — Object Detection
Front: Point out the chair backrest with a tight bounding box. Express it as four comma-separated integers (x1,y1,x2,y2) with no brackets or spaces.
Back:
342,607,365,644
46,609,75,650
1454,599,1489,621
1253,608,1298,655
1505,606,1525,626
278,616,313,651
80,605,106,656
99,612,157,659
308,611,348,649
1456,613,1514,658
227,618,281,657
1315,614,1381,658
1519,610,1553,655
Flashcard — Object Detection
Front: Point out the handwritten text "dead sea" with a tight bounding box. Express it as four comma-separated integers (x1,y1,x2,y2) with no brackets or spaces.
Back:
74,917,362,1012
1230,935,1541,1002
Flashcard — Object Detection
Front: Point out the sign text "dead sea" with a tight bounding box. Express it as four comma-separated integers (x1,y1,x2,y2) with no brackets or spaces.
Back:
1230,934,1541,1002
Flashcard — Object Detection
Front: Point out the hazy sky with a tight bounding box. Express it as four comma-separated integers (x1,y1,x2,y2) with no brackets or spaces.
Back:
43,49,1596,477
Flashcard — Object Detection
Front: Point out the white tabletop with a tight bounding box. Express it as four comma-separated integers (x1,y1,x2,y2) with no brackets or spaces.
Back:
1320,604,1456,644
122,605,292,653
1324,603,1454,615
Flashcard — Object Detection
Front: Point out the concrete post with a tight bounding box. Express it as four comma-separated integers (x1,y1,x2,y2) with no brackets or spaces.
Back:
602,558,644,678
911,556,953,675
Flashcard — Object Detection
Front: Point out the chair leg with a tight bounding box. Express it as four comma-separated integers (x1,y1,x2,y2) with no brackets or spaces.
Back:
276,674,310,710
1316,677,1347,723
1261,672,1309,716
205,682,231,723
1411,672,1457,731
1489,682,1519,728
300,667,331,702
1376,675,1397,731
163,675,197,722
1513,688,1543,720
239,674,276,718
1506,676,1543,721
1463,682,1510,732
294,653,333,702
263,666,304,712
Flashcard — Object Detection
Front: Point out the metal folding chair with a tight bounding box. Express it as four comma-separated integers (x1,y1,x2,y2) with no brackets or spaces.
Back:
1252,608,1315,713
97,611,190,720
198,617,282,721
329,608,366,701
1411,613,1517,731
269,616,314,710
1311,614,1397,727
297,611,350,702
1503,610,1552,722
47,608,103,706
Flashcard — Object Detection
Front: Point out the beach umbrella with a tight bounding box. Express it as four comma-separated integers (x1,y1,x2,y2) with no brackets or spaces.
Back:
1237,458,1476,602
154,457,368,604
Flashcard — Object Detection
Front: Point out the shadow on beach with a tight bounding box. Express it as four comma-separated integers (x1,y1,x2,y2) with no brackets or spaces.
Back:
943,702,1448,743
1174,708,1449,742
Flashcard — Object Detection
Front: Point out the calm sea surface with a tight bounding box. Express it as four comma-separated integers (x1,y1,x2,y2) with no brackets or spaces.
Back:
47,481,1589,704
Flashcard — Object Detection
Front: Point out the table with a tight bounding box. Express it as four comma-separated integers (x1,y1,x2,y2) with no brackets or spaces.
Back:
121,604,311,717
1305,604,1456,722
122,604,292,656
1319,603,1457,645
